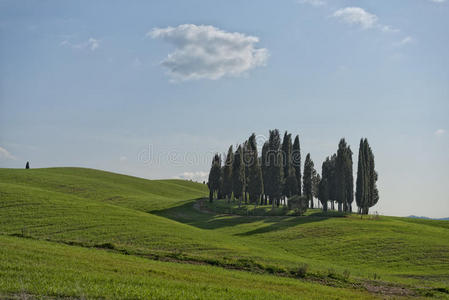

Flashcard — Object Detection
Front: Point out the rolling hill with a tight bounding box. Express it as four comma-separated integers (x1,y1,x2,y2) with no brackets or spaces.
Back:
0,167,448,299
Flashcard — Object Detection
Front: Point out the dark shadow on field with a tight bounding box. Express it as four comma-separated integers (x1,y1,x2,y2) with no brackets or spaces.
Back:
151,199,337,235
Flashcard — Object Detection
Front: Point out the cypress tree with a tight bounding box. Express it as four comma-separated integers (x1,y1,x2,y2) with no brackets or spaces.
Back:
282,132,298,199
318,178,329,211
223,145,234,202
312,172,320,202
335,139,347,212
292,135,301,195
328,154,337,210
232,145,245,207
303,153,314,208
355,139,365,213
345,145,354,212
207,154,222,202
268,129,283,207
335,138,354,212
356,138,379,214
242,141,250,204
261,141,269,205
217,167,224,199
247,134,263,206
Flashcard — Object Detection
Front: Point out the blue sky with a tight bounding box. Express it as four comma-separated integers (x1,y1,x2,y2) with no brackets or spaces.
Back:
1,0,448,217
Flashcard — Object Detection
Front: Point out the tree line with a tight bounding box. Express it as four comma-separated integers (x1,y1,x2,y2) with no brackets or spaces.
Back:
208,130,379,214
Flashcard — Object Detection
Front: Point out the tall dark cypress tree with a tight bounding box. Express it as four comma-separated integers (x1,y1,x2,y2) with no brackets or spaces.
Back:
242,141,250,204
335,139,347,212
355,139,365,213
318,177,329,211
217,167,224,199
345,145,354,212
247,134,263,205
356,138,379,214
268,129,283,207
261,141,269,205
365,139,379,213
282,132,298,199
328,154,337,210
335,138,354,212
292,135,302,195
318,159,331,211
303,153,314,208
223,145,234,202
232,145,245,207
207,154,222,202
312,172,320,202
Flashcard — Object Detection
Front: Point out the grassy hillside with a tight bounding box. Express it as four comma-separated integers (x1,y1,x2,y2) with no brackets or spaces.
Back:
1,167,448,299
0,235,379,299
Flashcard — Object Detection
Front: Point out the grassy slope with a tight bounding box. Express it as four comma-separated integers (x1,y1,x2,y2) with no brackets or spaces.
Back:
1,167,448,298
0,235,378,300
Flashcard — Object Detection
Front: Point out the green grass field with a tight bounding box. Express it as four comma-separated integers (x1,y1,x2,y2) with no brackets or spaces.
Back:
1,167,448,299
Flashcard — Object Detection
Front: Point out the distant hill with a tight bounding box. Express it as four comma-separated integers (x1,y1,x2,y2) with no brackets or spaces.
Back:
407,215,449,221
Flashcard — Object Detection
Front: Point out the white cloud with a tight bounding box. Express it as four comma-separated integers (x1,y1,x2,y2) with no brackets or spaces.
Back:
333,7,398,33
394,36,414,47
177,171,208,182
0,146,16,160
60,37,100,51
148,24,268,81
333,7,378,29
429,0,446,3
380,25,400,33
298,0,326,6
435,129,446,136
119,156,128,162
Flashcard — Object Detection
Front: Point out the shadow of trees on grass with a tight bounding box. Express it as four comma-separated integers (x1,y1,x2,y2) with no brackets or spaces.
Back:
151,199,342,236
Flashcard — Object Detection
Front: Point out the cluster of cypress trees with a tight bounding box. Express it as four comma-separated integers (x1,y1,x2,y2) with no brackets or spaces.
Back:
208,130,379,215
317,138,379,214
318,139,353,212
208,130,313,208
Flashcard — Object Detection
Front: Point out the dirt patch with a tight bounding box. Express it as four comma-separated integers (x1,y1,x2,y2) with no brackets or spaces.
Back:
362,281,416,297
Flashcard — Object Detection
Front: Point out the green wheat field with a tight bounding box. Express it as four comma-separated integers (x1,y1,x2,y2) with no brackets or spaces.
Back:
1,167,448,299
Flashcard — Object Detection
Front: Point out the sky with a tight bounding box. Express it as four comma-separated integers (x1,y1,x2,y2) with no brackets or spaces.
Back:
0,0,448,218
